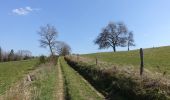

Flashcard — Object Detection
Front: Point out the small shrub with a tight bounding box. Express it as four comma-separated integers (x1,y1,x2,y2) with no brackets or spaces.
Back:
39,55,46,64
46,55,58,65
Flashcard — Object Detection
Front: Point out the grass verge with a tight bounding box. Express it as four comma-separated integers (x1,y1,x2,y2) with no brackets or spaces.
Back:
65,56,170,100
60,57,104,100
30,63,58,100
0,59,38,95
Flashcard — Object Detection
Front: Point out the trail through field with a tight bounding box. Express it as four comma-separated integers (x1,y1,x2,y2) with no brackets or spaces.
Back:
60,57,104,100
55,59,64,100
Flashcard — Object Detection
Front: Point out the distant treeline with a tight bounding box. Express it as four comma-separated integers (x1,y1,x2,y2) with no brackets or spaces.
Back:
0,47,33,62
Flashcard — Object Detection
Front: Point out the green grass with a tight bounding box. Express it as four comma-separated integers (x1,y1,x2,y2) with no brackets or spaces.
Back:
65,56,170,100
82,46,170,74
0,59,38,94
31,63,58,100
60,57,103,100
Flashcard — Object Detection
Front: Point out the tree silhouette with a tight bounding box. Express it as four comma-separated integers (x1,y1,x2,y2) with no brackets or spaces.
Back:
127,32,135,51
56,42,71,56
8,49,14,61
94,22,127,52
38,24,58,56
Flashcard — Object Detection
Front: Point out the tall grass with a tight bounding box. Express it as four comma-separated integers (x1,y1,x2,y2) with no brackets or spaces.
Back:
30,63,58,100
65,56,170,100
0,59,38,95
0,61,58,100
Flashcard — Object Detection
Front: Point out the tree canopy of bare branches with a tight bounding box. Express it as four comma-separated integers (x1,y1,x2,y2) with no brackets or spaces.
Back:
38,24,58,56
16,50,32,60
94,22,135,52
56,42,71,56
8,49,14,61
0,47,32,62
127,32,135,51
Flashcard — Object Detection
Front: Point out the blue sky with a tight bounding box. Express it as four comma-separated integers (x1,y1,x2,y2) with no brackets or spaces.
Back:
0,0,170,56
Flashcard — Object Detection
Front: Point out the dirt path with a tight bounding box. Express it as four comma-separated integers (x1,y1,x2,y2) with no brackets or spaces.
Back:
56,58,64,100
60,57,104,100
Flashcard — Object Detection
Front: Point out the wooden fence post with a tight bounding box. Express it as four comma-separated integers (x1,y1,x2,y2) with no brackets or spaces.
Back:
140,48,144,76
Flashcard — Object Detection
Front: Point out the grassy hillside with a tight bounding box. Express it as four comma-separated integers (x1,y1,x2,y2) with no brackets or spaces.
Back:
0,59,38,94
83,46,170,74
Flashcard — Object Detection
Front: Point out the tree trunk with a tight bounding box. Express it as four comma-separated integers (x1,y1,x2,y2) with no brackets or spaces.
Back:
128,45,129,51
113,46,116,52
49,45,53,56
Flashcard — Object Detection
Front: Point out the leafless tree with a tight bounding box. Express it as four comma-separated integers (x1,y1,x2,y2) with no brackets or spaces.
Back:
2,52,8,62
94,22,128,52
0,47,32,62
16,50,32,60
8,49,14,61
56,42,71,56
127,32,135,51
38,24,58,56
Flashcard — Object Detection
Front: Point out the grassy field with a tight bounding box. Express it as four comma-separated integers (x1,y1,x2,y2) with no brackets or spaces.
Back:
0,59,38,94
60,57,104,100
83,46,170,74
1,45,170,99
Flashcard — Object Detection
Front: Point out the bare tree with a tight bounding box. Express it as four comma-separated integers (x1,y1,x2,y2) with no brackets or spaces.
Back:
8,49,14,61
2,52,8,62
56,42,71,56
38,24,58,56
16,50,32,60
127,32,135,51
94,22,127,52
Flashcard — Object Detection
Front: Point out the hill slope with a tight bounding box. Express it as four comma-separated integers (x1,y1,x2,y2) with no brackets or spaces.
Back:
83,46,170,74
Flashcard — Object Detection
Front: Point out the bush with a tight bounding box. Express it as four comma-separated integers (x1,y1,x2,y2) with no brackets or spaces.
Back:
39,55,46,64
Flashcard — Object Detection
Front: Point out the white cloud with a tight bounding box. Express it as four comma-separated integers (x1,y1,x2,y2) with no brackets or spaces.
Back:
12,6,40,16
